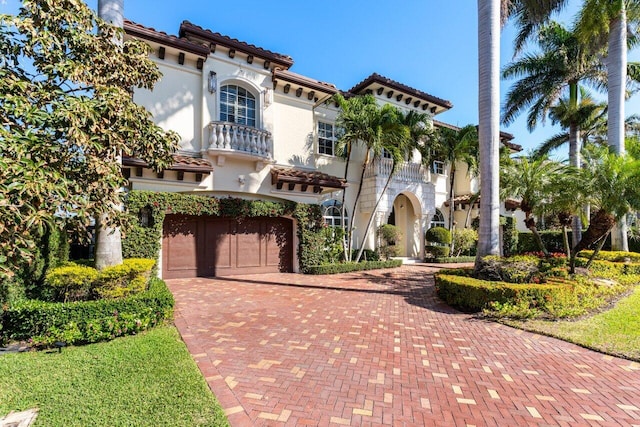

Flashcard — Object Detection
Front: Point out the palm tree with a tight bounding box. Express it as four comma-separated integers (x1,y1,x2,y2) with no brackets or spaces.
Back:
476,0,566,262
334,94,407,262
95,0,124,270
576,0,640,250
501,155,572,256
569,146,640,272
430,125,478,253
502,22,605,249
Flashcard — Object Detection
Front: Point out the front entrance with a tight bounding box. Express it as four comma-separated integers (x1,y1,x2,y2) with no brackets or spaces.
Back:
388,194,420,257
162,215,293,279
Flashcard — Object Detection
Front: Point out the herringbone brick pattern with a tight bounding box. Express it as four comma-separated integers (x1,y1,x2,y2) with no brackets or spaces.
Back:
167,265,640,426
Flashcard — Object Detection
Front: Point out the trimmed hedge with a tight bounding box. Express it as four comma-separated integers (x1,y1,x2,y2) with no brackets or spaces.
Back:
435,269,627,318
305,259,402,275
578,250,640,263
426,256,475,264
425,227,451,245
0,278,174,347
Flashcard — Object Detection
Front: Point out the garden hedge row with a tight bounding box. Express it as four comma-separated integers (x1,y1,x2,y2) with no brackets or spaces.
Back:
0,278,174,347
426,256,475,264
305,259,402,275
434,270,625,318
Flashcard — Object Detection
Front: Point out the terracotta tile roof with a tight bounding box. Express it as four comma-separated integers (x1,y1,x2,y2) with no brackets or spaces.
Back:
123,154,213,173
273,69,338,95
124,20,210,57
271,167,347,191
349,73,453,110
179,21,294,69
443,194,521,211
432,120,522,152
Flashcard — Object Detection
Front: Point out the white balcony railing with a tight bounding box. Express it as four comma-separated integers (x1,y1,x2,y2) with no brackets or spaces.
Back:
207,121,272,159
364,158,429,183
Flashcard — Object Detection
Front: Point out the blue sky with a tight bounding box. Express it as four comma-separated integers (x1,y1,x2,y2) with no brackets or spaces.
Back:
2,1,639,156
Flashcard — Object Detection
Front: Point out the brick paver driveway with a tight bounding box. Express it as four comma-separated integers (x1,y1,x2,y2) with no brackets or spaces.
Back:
167,265,640,426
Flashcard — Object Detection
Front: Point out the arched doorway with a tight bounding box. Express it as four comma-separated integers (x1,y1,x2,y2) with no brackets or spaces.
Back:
388,193,421,257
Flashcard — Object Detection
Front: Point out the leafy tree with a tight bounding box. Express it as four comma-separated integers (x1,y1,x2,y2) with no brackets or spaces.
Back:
0,0,179,280
428,125,478,254
334,94,410,262
569,146,640,272
500,155,574,256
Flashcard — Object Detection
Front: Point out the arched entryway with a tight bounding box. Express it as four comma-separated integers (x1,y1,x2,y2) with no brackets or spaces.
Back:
387,193,422,258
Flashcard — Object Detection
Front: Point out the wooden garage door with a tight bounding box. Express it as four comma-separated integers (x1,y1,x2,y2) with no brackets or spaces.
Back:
162,215,293,279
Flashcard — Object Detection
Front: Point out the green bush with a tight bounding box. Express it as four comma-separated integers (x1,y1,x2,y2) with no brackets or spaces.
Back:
451,228,478,257
426,256,475,264
435,270,626,318
93,258,155,299
578,250,640,263
45,265,99,302
425,227,451,245
305,259,402,275
425,245,450,259
475,255,543,283
1,278,174,347
502,216,518,257
378,224,402,260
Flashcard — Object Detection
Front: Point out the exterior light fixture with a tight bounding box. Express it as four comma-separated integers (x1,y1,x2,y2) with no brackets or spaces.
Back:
208,71,217,94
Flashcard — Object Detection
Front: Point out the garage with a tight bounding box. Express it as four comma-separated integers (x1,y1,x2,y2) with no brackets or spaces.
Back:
162,214,294,279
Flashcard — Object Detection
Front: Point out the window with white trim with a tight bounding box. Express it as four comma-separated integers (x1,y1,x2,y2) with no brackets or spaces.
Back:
220,84,256,127
432,160,445,175
318,121,337,156
322,199,347,227
430,209,446,228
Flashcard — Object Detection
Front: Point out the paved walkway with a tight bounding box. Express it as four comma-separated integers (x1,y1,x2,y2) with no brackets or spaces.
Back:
167,265,640,427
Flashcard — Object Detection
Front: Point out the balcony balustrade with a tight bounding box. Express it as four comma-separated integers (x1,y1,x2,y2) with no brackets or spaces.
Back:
207,121,272,159
364,158,429,183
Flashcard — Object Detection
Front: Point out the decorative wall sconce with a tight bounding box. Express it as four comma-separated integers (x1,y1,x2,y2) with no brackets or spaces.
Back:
208,71,217,94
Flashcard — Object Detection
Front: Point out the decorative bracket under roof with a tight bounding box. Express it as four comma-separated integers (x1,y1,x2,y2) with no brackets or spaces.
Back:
270,167,347,194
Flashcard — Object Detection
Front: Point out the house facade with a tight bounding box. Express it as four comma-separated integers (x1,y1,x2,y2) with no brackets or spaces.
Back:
123,20,521,279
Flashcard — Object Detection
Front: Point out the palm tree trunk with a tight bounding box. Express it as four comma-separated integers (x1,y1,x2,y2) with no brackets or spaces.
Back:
341,144,352,262
568,83,583,248
476,0,501,262
347,151,370,261
569,209,616,273
95,0,124,270
608,4,629,251
448,164,456,254
355,165,395,263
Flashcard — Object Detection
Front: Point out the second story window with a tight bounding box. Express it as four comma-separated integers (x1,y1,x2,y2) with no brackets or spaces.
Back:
318,121,337,156
220,84,256,127
432,160,445,175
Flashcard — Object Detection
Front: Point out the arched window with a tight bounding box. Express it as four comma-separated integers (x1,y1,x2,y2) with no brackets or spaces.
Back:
322,199,348,227
430,209,446,228
220,84,256,127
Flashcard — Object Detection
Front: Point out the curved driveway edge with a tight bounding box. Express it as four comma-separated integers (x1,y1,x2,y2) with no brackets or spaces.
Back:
167,265,640,426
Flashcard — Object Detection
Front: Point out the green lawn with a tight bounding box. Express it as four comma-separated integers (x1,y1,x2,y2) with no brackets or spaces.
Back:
0,326,229,427
507,286,640,362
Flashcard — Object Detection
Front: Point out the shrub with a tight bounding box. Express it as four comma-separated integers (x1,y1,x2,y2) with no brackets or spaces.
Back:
425,227,451,245
578,250,640,263
305,259,402,275
425,245,450,259
378,224,402,260
1,278,174,347
451,228,477,257
93,258,155,299
474,255,541,283
426,256,475,264
435,270,627,319
45,265,99,302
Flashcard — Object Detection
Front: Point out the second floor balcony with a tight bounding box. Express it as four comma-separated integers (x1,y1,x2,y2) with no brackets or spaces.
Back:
364,158,430,184
206,121,273,161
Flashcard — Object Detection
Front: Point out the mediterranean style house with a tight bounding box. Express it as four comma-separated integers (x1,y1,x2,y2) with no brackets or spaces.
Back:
123,19,522,279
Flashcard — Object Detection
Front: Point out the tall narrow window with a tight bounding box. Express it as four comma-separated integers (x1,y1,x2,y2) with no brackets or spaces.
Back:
220,84,256,127
318,121,336,156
